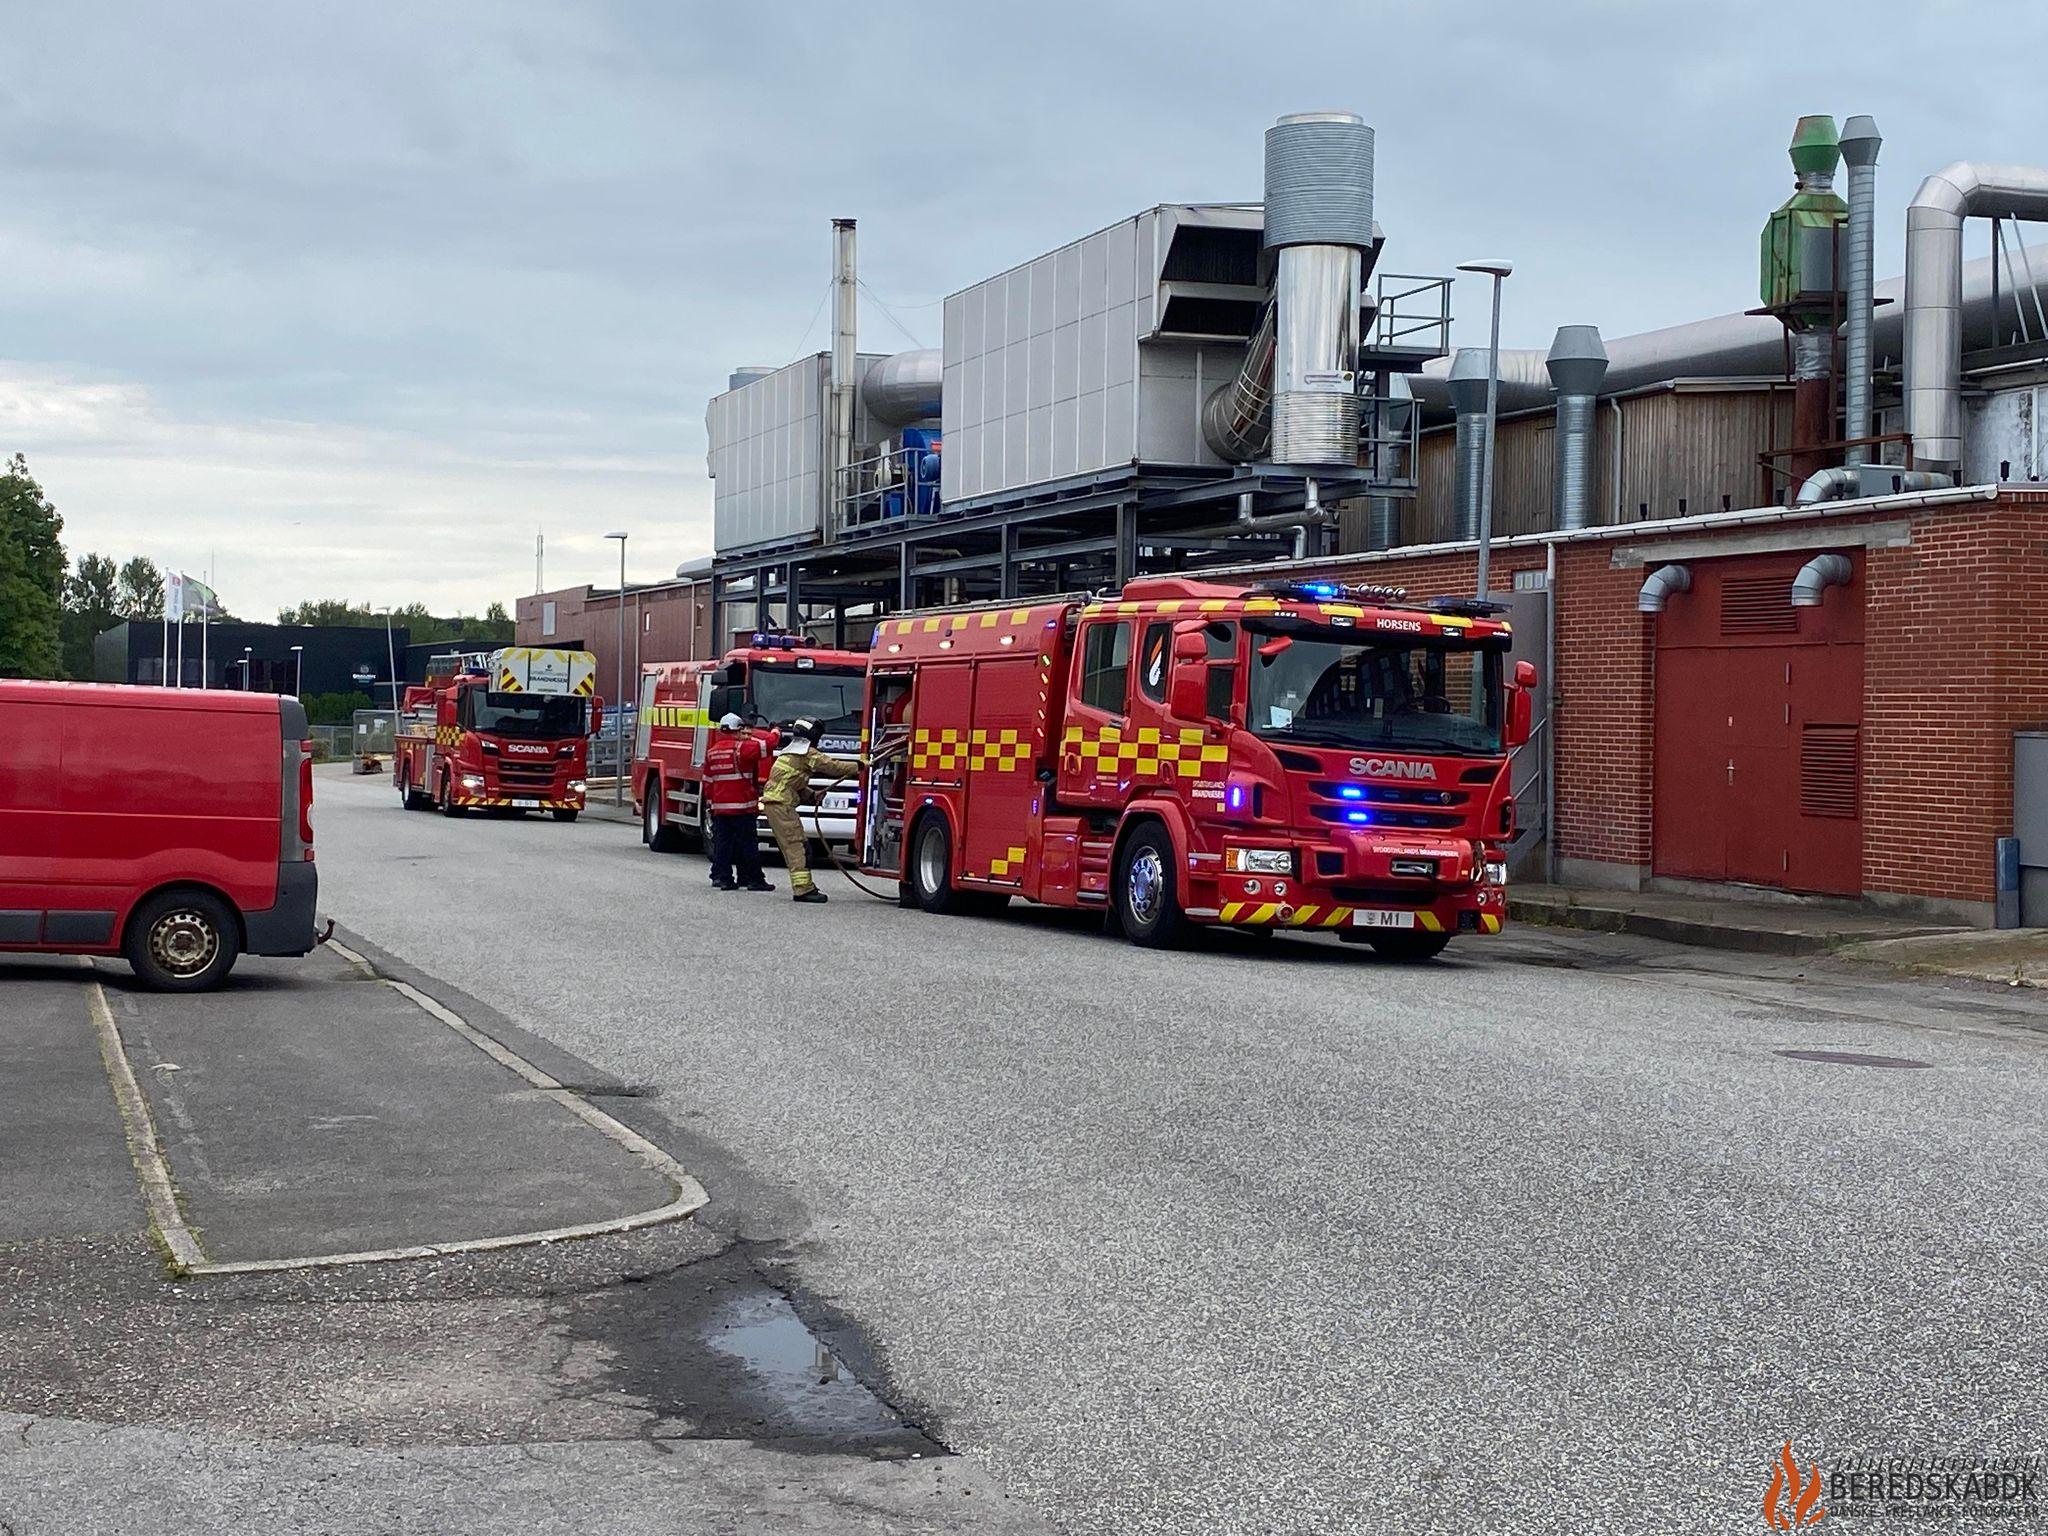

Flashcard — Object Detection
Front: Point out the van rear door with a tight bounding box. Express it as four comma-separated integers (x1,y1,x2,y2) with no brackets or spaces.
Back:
0,693,62,943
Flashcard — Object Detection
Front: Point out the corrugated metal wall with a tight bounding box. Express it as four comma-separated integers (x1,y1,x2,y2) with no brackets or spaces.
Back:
1352,386,1794,550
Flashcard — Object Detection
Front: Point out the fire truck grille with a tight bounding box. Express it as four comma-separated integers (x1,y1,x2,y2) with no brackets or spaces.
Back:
1310,805,1464,830
497,762,561,790
1310,781,1461,807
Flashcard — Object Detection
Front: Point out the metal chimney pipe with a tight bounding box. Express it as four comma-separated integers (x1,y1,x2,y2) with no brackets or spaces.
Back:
827,218,858,545
1905,162,2048,476
1545,325,1608,531
1447,348,1490,541
1262,112,1374,465
1839,117,1882,466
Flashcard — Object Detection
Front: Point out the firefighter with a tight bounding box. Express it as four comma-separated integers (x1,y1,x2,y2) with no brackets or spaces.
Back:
761,716,859,904
703,713,774,893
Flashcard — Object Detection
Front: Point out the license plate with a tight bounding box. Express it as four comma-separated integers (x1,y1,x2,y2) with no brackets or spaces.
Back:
823,795,853,812
512,798,540,809
1352,909,1416,929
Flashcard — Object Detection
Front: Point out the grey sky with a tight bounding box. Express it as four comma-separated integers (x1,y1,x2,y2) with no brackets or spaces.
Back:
4,0,2039,618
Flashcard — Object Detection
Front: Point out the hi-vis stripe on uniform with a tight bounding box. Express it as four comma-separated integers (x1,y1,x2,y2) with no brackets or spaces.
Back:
1061,724,1228,780
911,727,1033,773
1213,904,1502,934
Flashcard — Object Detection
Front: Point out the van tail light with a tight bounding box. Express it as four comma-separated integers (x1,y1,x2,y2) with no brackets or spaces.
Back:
299,740,316,857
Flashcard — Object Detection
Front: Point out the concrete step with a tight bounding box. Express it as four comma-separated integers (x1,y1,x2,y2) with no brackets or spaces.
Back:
1508,884,1962,956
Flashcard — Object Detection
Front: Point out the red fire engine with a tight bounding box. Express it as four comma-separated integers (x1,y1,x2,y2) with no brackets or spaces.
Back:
633,633,867,852
857,576,1535,958
393,647,597,820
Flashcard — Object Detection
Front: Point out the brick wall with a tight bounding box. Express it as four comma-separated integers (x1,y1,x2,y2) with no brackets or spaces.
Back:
1279,491,2048,917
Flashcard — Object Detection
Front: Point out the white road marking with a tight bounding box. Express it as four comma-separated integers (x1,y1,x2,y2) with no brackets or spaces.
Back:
89,945,708,1277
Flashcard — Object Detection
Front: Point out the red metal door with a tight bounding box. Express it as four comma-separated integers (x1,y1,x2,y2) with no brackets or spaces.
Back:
1651,553,1863,897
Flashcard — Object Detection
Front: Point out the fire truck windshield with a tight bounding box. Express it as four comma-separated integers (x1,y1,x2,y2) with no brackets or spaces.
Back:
1246,630,1504,756
462,691,586,739
749,667,863,738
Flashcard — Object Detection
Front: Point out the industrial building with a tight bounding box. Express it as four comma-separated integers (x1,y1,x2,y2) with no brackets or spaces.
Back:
692,109,2048,923
93,620,410,697
515,570,717,703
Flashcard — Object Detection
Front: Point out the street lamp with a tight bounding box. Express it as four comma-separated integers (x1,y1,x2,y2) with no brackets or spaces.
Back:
604,531,629,807
240,646,254,691
1456,259,1513,599
376,605,401,716
290,644,304,696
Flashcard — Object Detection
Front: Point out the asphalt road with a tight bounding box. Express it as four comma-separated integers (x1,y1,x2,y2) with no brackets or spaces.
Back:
316,767,2048,1534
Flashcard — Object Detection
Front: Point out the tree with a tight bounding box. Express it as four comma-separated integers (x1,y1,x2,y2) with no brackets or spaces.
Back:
60,552,121,679
0,454,66,679
278,598,375,627
116,556,164,619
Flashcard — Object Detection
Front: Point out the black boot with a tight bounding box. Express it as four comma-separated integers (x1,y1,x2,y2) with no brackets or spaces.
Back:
792,887,828,904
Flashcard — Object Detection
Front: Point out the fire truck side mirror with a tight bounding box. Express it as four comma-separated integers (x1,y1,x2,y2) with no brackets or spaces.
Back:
1504,664,1536,750
716,662,745,687
591,700,604,734
1166,628,1210,723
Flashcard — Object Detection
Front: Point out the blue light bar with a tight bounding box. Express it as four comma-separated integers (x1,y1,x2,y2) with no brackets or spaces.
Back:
1344,810,1373,824
1335,785,1364,800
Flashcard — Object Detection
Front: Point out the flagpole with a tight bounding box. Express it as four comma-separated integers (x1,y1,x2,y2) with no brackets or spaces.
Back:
201,607,209,690
160,610,170,687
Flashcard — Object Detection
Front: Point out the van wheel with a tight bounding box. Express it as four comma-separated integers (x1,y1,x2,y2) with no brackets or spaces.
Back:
1115,824,1189,949
125,890,240,992
1366,930,1451,962
644,777,678,851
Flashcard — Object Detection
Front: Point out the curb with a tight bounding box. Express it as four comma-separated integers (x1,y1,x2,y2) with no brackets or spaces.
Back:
1507,898,1838,956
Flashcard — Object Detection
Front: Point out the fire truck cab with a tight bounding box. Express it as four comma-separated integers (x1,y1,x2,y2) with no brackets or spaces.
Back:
859,576,1535,958
634,634,867,854
393,647,596,820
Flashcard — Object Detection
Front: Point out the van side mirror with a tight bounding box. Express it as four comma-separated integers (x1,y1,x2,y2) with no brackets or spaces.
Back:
1167,625,1210,723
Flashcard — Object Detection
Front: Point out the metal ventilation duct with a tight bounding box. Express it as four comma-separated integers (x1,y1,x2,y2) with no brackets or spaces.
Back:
1200,113,1374,466
1409,253,2048,416
827,218,858,546
1638,563,1691,614
1546,326,1607,531
1265,112,1374,465
1839,117,1882,466
862,348,943,428
1904,161,2048,475
1447,348,1490,541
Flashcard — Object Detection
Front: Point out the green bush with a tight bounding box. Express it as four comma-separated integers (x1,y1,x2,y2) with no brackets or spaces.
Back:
301,690,373,727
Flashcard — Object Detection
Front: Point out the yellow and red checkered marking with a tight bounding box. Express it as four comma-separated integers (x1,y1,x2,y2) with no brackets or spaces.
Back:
986,845,1028,878
1060,724,1228,781
911,727,1033,774
1212,905,1499,934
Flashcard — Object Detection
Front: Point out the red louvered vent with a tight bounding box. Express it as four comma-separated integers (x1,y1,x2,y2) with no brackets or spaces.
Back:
1720,575,1798,634
1800,724,1860,818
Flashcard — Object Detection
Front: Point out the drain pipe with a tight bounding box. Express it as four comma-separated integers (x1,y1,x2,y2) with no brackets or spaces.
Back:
1637,563,1691,614
1840,116,1881,466
1447,348,1490,540
1546,326,1608,530
1790,552,1852,606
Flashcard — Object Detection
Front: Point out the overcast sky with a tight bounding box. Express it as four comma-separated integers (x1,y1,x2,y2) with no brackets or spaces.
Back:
3,0,2040,619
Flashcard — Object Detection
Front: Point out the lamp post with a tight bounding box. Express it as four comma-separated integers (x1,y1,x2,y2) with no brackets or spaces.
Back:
604,531,629,807
290,644,304,696
1457,259,1514,599
377,605,400,716
240,646,254,691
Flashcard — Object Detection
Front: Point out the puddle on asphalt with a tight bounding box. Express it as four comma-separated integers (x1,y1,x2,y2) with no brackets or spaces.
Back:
701,1290,906,1437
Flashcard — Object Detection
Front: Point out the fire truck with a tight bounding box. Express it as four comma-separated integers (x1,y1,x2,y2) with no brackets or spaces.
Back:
394,646,597,820
633,633,867,853
857,577,1535,959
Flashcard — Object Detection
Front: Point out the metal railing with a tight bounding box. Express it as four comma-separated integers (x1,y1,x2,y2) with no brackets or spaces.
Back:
1368,273,1453,360
835,444,943,537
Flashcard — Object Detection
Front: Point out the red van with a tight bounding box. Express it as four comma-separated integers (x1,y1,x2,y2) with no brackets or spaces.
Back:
0,682,321,990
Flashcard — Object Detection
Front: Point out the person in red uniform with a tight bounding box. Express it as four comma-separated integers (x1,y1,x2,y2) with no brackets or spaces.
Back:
703,712,773,892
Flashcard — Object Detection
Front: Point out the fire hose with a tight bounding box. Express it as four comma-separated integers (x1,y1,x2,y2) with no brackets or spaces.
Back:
799,737,907,903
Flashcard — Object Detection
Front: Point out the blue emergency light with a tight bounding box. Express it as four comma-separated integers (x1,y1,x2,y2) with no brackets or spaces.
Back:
1344,810,1374,825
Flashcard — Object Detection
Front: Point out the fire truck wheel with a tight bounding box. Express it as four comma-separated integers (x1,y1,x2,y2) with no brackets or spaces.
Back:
1365,930,1452,962
552,809,579,823
643,776,679,851
909,814,964,914
437,771,466,817
124,888,241,992
1115,824,1190,949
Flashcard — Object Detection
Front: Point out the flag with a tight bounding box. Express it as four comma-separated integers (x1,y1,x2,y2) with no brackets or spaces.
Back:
185,575,221,620
166,571,185,623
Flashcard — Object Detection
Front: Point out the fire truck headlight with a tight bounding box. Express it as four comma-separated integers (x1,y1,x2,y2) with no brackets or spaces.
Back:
1483,858,1509,887
461,774,485,791
1225,847,1294,876
568,779,587,794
